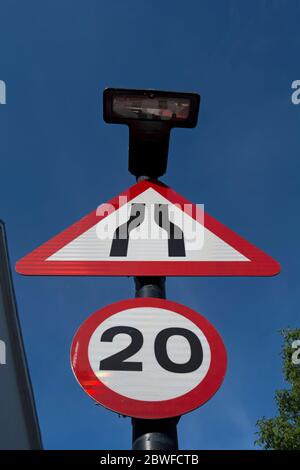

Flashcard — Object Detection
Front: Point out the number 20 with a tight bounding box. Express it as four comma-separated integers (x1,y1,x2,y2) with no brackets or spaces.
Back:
99,326,203,374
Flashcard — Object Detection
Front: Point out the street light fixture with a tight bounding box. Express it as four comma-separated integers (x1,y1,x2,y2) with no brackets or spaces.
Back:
103,88,200,179
103,88,200,450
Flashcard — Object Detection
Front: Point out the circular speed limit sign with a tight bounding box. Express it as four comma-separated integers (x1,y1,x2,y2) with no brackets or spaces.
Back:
71,298,227,419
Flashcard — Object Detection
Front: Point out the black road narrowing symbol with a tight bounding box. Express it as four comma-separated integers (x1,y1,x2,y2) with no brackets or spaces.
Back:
110,203,146,257
109,203,186,257
154,204,186,257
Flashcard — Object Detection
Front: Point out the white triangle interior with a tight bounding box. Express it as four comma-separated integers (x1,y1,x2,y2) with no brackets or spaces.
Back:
47,188,249,262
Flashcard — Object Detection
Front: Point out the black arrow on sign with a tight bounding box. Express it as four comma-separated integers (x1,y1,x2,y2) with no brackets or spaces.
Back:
110,203,146,257
154,204,186,257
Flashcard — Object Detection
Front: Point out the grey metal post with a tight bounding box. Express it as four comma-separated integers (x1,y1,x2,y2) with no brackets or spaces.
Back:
0,221,42,449
103,89,200,451
132,276,179,450
131,177,179,451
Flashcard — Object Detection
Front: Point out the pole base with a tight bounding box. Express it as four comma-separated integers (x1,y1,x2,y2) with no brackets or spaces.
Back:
132,417,179,450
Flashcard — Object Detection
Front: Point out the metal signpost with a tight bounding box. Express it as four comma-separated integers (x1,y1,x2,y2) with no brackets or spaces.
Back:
16,88,280,450
0,221,42,450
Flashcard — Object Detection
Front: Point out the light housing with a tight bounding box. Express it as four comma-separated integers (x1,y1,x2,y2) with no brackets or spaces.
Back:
103,88,200,178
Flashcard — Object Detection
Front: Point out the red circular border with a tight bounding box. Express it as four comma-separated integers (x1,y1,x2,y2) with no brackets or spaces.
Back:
70,298,227,419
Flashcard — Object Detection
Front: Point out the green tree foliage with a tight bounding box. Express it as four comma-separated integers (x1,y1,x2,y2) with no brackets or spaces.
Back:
256,328,300,450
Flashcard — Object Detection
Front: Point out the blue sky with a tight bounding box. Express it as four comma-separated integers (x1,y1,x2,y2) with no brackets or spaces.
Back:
0,0,299,449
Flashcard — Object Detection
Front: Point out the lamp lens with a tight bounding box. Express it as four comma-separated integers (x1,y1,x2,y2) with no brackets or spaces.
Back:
112,95,191,122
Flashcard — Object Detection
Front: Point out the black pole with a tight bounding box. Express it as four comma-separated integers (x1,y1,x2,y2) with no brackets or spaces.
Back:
103,89,200,451
132,416,179,450
134,276,166,300
132,276,179,450
131,174,180,450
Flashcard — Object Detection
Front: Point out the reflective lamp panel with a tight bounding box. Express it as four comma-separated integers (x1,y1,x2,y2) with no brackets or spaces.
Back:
112,95,191,122
104,89,200,128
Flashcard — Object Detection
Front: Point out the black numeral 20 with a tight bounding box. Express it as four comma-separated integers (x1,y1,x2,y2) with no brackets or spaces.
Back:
99,326,203,374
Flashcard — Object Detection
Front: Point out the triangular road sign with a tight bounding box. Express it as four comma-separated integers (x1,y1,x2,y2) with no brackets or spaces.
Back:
16,180,280,276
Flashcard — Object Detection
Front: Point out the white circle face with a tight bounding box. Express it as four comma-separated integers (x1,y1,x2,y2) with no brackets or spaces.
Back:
88,307,211,401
